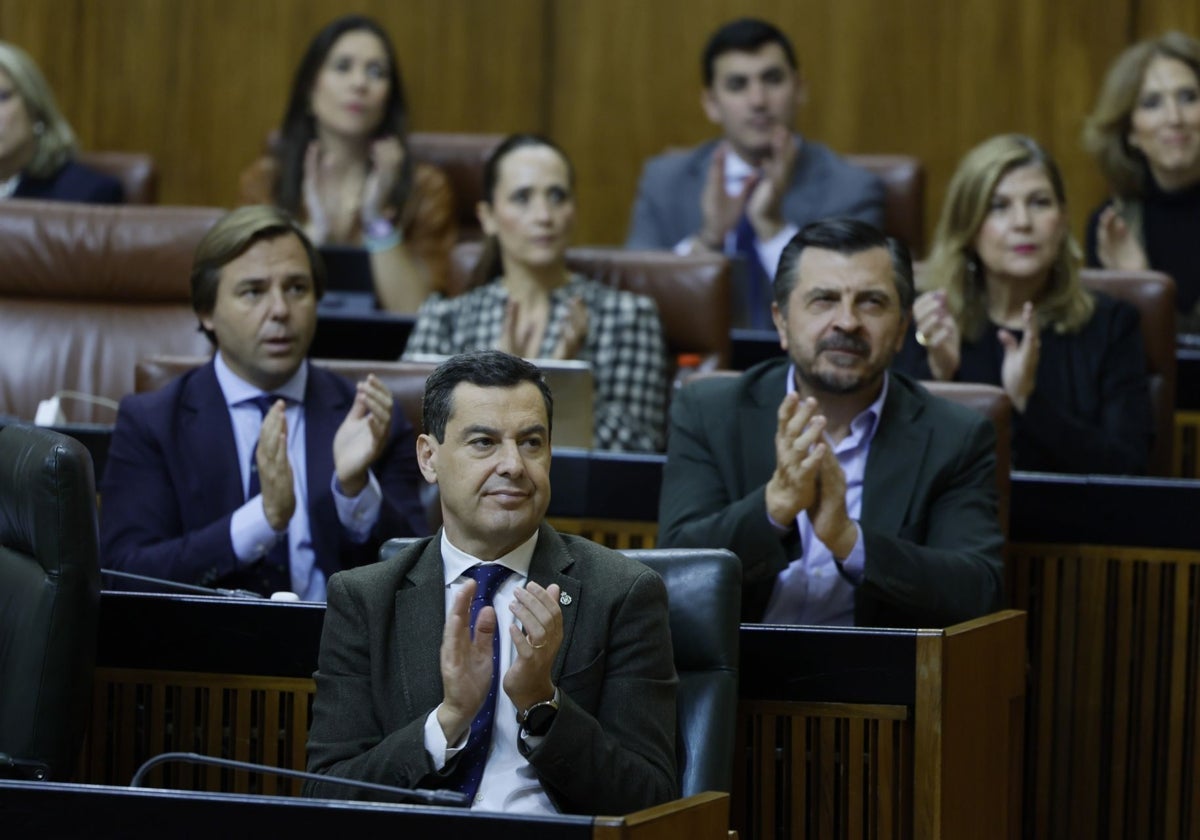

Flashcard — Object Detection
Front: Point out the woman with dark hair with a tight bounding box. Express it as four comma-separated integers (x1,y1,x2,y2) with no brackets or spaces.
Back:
0,40,122,203
239,15,455,312
1082,31,1200,331
403,134,669,452
893,134,1153,474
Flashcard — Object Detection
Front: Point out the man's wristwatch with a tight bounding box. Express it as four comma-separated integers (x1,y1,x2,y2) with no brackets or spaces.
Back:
518,687,560,738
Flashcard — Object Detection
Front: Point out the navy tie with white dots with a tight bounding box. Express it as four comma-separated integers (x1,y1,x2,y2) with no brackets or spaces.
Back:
446,562,515,801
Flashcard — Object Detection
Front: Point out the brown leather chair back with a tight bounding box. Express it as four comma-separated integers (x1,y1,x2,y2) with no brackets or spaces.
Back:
845,154,925,257
75,151,159,204
137,356,437,433
448,242,732,371
0,201,222,423
922,381,1012,537
1080,268,1176,476
408,132,504,243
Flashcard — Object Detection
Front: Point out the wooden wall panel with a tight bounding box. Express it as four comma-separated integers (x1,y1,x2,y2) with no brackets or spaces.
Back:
551,0,1142,246
1136,0,1200,39
2,0,1196,250
0,0,547,208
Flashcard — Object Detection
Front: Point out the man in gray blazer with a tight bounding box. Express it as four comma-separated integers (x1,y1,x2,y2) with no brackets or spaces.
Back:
658,219,1004,627
305,351,677,814
625,18,885,327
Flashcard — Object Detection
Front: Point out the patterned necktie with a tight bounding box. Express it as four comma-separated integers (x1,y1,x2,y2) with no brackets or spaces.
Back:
734,212,774,330
243,395,290,592
446,562,515,801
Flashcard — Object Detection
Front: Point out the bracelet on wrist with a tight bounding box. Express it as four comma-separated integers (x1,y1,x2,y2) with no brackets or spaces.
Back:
363,218,403,253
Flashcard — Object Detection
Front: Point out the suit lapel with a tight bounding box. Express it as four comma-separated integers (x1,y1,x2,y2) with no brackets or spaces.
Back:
526,524,579,684
392,538,448,716
304,367,352,578
179,363,243,516
862,377,931,533
741,364,787,494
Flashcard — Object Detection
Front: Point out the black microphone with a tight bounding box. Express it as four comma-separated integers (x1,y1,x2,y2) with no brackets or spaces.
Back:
129,752,469,807
0,752,52,781
101,568,265,599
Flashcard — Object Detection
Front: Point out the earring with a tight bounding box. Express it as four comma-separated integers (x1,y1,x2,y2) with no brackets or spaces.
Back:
966,252,980,281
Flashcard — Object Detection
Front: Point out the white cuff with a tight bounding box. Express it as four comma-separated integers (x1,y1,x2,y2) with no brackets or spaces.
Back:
332,470,382,543
230,498,286,567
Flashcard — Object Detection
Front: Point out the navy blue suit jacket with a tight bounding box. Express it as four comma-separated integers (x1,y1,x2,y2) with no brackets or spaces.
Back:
14,160,124,204
100,360,428,592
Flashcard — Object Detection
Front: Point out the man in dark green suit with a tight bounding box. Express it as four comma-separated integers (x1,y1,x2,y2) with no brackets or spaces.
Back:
306,351,677,814
659,219,1004,627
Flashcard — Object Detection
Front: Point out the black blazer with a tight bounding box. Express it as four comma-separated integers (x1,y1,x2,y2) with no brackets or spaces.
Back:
14,160,124,203
893,291,1153,474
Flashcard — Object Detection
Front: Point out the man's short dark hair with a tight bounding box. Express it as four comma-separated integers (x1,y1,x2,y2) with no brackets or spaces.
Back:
422,351,554,443
190,205,325,345
702,18,798,87
774,217,915,311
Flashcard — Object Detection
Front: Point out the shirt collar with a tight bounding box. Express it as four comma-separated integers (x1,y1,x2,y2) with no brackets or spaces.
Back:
440,528,539,586
722,137,804,189
784,364,889,448
213,352,308,408
724,149,757,184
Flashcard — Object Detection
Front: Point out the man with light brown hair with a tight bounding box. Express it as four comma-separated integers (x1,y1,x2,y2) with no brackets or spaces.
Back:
101,205,427,598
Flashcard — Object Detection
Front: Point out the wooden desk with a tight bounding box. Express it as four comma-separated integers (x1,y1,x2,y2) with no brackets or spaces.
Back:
75,441,1200,838
544,454,1200,839
735,613,1025,840
0,781,728,839
86,585,1025,839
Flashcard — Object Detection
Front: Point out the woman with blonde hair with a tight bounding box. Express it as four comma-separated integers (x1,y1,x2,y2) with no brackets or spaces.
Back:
404,133,668,452
0,40,122,202
239,15,455,312
1083,31,1200,330
893,134,1153,474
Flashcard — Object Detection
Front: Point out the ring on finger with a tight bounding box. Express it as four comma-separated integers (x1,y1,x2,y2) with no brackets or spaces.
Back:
530,640,547,650
915,329,930,347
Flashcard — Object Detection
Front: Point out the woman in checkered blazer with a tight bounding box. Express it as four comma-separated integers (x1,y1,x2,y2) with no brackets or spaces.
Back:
404,134,669,452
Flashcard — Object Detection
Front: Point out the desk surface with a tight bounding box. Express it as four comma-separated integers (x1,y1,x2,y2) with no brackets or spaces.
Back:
0,780,595,838
45,427,1200,552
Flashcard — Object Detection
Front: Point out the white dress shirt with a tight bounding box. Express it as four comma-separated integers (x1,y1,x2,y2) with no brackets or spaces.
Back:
213,352,382,601
422,529,557,814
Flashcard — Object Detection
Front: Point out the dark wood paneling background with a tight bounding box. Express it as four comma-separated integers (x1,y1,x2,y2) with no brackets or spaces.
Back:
1,1,1195,243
